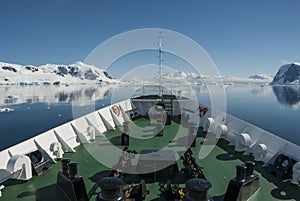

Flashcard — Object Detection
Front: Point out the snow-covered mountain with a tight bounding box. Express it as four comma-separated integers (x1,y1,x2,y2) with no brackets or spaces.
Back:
152,70,272,85
0,61,117,85
270,62,300,85
162,71,201,82
249,74,273,80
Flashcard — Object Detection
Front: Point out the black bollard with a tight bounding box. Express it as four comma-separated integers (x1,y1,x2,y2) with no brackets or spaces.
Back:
245,161,255,178
57,161,88,201
121,122,129,146
61,158,70,176
224,163,259,201
68,162,78,178
236,165,247,182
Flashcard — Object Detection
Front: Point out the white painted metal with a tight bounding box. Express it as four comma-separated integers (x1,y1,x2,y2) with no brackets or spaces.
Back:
6,155,32,180
71,117,91,144
0,185,4,197
87,126,96,142
8,139,38,156
84,112,107,135
54,123,80,149
216,124,228,138
0,150,11,170
110,104,125,126
252,143,268,161
118,99,133,112
235,133,252,152
50,142,63,159
34,130,63,161
291,162,300,185
71,117,90,136
203,117,215,133
98,106,116,130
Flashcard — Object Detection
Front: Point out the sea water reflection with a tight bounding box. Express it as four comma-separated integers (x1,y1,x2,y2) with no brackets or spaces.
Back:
0,84,114,150
272,85,300,107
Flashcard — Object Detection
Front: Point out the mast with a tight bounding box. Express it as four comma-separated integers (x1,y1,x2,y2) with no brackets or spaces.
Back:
158,32,163,97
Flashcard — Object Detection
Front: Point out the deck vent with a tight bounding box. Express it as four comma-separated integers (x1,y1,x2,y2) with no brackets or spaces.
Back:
56,159,88,201
268,154,296,179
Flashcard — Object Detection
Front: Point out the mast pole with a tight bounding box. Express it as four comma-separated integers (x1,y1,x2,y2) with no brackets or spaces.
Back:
159,32,163,97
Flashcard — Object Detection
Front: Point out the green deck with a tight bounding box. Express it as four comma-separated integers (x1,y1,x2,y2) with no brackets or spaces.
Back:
2,118,300,201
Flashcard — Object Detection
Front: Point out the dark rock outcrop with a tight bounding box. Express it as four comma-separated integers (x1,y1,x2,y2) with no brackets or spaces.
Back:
270,63,300,85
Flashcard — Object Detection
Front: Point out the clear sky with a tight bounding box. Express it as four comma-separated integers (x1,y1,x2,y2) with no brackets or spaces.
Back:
0,0,299,78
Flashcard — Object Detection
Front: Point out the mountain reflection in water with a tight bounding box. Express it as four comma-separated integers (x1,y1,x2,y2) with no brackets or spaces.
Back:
0,85,112,106
272,86,300,106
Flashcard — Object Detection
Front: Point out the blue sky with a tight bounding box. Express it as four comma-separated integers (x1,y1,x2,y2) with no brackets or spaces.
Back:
0,0,299,77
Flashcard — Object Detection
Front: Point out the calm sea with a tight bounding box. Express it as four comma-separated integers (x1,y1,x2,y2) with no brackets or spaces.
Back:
0,84,300,150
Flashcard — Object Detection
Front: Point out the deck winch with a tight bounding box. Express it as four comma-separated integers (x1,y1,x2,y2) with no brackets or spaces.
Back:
183,178,213,201
27,149,52,175
268,153,296,179
96,177,125,201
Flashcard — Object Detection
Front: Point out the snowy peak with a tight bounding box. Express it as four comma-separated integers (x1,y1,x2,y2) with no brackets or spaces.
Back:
249,74,273,80
270,62,300,85
0,61,117,85
162,70,201,81
146,69,272,86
